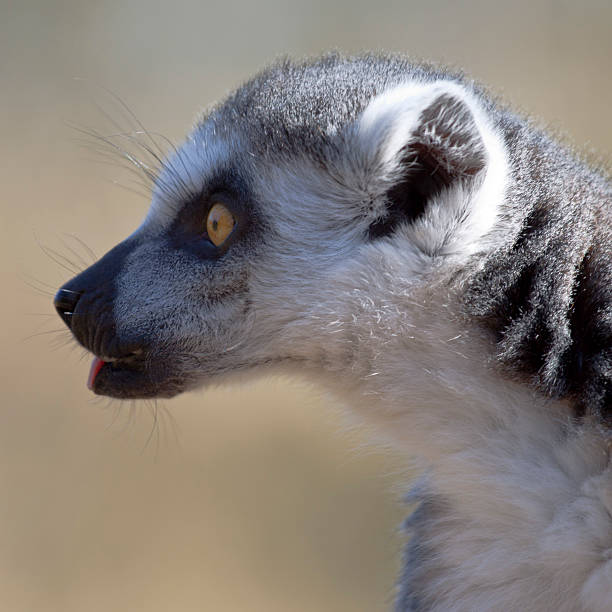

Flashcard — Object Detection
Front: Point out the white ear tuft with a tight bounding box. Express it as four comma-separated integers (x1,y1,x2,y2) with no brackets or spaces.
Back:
355,81,508,256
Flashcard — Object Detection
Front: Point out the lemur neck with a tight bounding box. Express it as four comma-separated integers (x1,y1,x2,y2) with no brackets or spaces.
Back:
316,311,612,611
386,387,612,612
314,289,576,464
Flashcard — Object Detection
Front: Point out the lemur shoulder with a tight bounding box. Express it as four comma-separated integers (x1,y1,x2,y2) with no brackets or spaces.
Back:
54,54,612,611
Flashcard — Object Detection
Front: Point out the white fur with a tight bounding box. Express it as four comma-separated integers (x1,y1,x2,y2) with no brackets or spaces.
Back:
280,248,612,612
247,167,611,609
356,82,509,257
240,156,612,610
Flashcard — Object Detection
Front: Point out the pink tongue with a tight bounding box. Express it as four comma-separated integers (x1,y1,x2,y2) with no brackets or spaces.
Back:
87,357,106,390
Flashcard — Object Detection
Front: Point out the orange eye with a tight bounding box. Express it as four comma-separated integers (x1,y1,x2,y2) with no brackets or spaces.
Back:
206,202,235,247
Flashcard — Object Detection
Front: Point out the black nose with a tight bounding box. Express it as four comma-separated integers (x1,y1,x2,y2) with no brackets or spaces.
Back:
54,288,82,330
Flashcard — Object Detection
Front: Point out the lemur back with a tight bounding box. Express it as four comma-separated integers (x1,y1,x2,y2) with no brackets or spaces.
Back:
54,54,612,611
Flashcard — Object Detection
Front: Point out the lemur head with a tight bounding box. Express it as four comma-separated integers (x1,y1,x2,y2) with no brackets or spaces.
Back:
54,55,509,400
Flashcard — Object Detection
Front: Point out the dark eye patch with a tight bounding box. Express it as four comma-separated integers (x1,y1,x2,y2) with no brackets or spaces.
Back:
167,169,253,260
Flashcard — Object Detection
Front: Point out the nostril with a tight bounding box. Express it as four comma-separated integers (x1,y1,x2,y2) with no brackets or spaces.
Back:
54,288,83,329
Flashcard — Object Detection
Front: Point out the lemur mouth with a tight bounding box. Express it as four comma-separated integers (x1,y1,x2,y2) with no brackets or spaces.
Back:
87,350,150,397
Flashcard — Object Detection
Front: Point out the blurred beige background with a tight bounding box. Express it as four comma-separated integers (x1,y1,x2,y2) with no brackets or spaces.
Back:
2,1,611,611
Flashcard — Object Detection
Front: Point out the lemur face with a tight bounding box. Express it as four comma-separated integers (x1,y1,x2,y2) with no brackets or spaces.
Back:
54,56,508,399
53,157,262,398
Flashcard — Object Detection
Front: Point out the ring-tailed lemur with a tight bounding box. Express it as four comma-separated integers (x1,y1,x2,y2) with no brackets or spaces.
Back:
54,54,612,611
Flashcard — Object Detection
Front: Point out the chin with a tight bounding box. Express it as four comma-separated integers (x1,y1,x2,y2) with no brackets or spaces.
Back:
87,354,190,400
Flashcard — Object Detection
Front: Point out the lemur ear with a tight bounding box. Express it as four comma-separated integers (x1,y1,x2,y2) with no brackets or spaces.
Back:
355,82,508,255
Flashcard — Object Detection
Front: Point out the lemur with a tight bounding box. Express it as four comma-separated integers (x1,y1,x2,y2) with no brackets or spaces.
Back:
54,54,612,611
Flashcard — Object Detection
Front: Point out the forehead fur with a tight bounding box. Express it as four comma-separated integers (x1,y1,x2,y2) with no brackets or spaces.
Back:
203,53,474,160
148,53,491,226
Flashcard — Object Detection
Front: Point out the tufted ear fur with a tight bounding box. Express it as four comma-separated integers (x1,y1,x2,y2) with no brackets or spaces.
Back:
355,81,508,256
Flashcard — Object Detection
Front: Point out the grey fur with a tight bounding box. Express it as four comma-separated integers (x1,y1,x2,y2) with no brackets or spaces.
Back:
466,117,612,421
55,53,612,610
